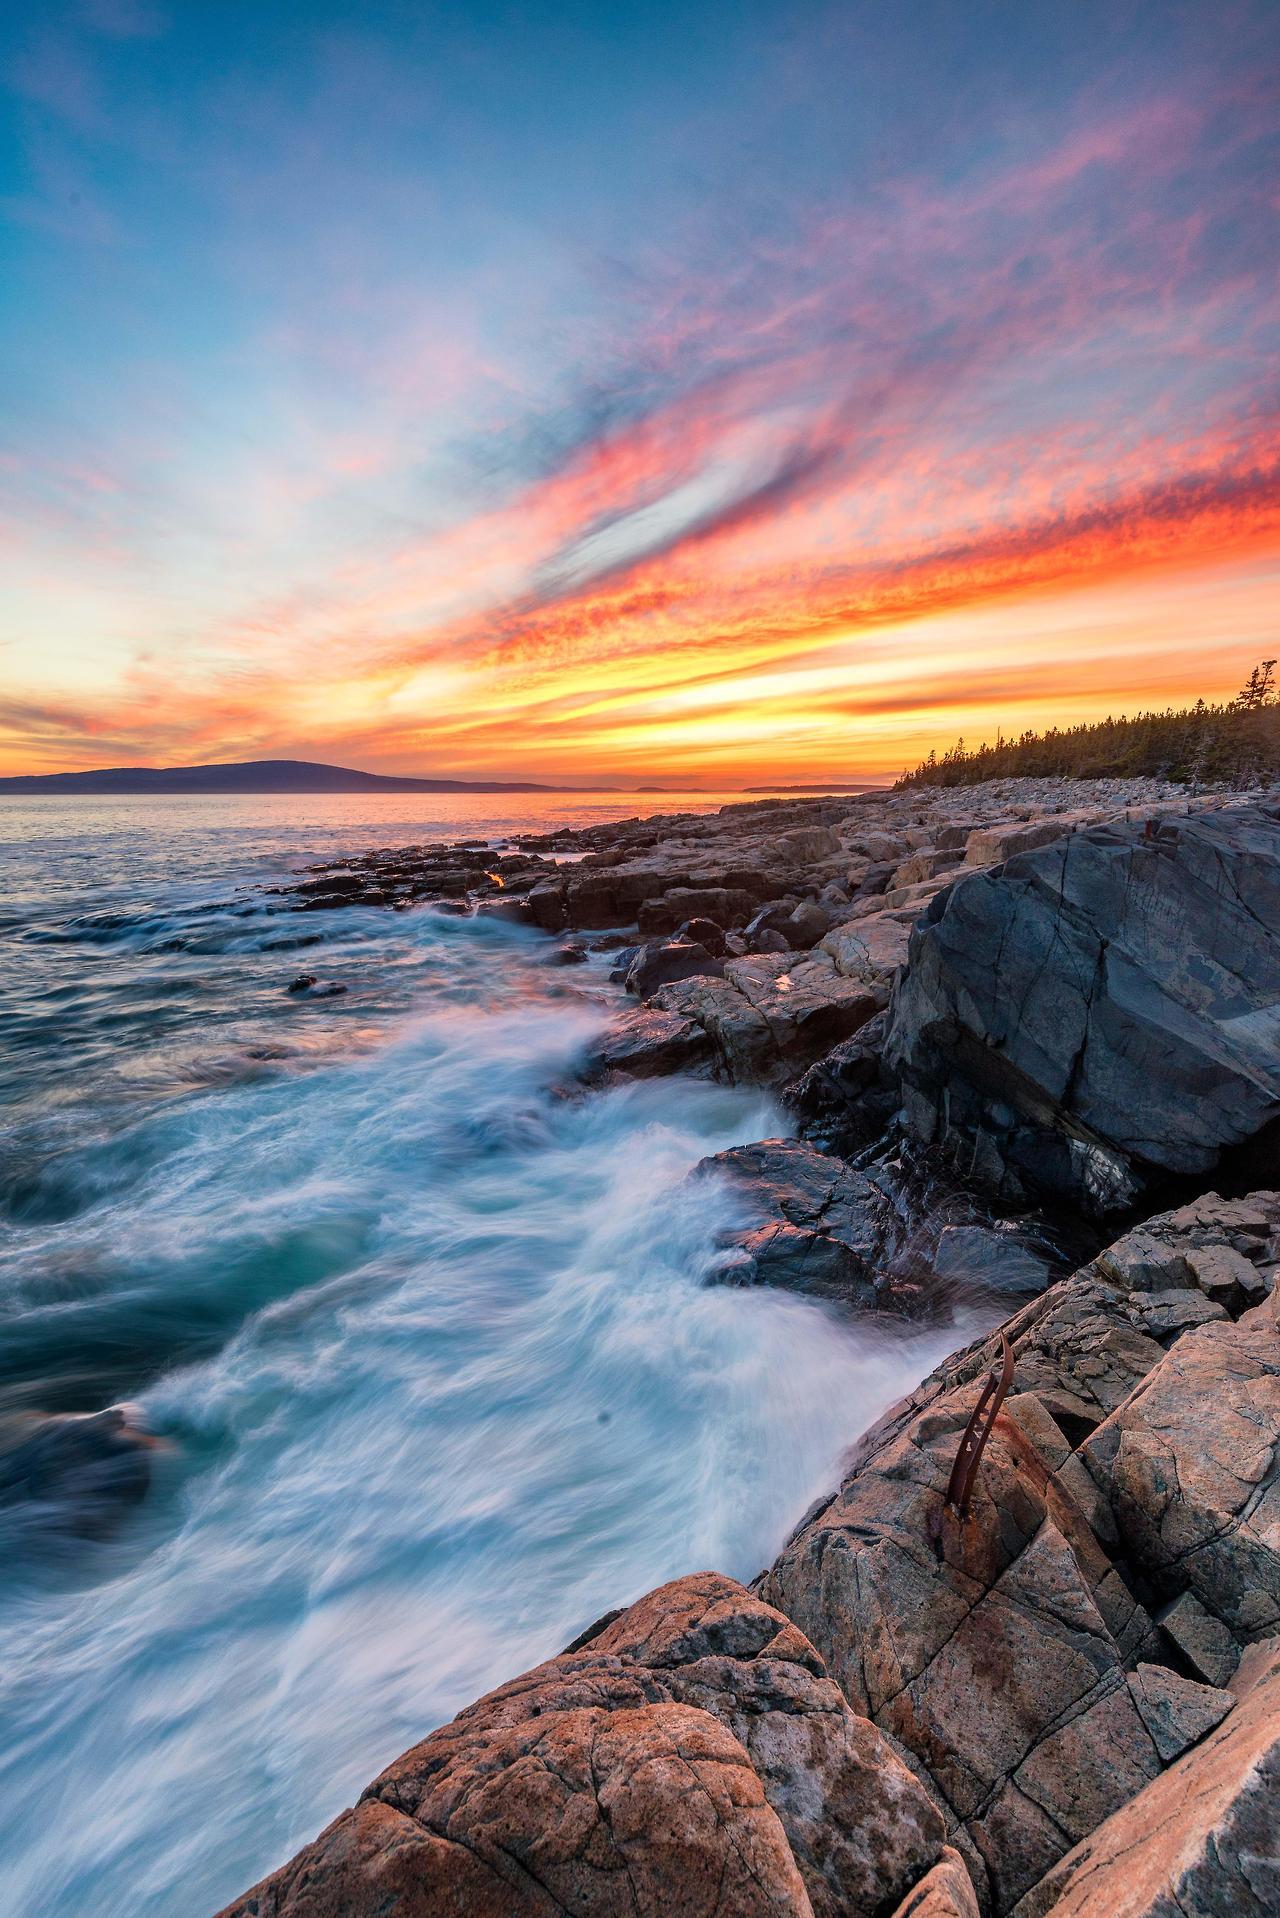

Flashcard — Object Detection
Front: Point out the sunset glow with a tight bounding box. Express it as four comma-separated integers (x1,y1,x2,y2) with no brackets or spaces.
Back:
2,3,1277,784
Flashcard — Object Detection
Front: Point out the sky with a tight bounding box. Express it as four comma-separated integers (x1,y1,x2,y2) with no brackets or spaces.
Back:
1,1,1277,786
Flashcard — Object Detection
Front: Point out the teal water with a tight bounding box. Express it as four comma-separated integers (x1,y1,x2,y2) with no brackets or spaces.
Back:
0,794,973,1915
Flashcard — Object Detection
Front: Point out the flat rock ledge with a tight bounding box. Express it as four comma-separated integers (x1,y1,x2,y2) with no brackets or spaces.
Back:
218,1193,1280,1918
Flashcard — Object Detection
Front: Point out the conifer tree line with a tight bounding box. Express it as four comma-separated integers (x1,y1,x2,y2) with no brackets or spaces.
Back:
894,660,1280,790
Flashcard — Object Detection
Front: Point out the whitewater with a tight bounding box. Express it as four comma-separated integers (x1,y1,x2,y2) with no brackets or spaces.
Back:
0,794,976,1916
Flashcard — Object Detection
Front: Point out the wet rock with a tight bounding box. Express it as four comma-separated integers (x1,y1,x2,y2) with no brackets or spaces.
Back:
545,942,589,965
1012,1636,1280,1918
697,1139,895,1304
217,1572,948,1918
473,895,533,925
784,1009,899,1153
626,938,725,999
527,880,567,930
0,1405,155,1540
584,1007,714,1081
932,1225,1053,1298
285,975,347,998
888,803,1280,1212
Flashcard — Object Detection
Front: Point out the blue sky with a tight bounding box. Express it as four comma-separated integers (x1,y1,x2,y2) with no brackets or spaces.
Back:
1,1,1277,779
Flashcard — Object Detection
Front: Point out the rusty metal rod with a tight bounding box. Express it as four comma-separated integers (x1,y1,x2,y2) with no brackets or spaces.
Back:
945,1331,1015,1516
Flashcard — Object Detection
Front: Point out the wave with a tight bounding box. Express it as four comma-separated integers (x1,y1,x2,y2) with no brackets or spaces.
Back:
0,868,979,1917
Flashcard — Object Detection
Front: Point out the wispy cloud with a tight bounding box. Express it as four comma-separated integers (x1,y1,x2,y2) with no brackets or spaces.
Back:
1,2,1277,778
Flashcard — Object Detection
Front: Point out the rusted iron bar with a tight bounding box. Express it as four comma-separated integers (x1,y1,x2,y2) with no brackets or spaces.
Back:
945,1331,1015,1516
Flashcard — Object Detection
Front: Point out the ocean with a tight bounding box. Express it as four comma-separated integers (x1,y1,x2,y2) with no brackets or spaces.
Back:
0,793,975,1915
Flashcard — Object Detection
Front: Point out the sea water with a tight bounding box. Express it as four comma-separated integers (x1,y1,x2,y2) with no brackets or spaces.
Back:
0,794,976,1916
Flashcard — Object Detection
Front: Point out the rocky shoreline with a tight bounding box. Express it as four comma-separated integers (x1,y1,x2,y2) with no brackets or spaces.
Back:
222,776,1280,1916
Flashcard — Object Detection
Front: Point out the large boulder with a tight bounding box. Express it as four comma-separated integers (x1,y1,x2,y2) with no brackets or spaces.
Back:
217,1573,949,1918
1012,1635,1280,1917
696,1139,895,1304
886,803,1280,1212
759,1192,1280,1913
1080,1315,1280,1641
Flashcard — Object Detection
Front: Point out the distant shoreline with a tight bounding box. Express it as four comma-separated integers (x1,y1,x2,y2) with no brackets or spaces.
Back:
0,756,621,797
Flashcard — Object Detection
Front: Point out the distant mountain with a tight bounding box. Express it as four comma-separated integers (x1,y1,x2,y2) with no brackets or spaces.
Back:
0,758,600,796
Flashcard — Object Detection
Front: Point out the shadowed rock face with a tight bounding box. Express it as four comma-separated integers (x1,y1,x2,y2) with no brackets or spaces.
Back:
215,1572,947,1918
886,803,1280,1212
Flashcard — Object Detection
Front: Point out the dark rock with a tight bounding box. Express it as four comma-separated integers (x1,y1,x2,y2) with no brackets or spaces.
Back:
637,887,755,936
932,1225,1053,1298
526,880,567,930
0,1405,156,1540
473,895,533,925
696,1138,894,1303
1126,1662,1234,1762
675,916,727,957
625,939,724,999
584,1007,715,1081
784,900,829,949
745,903,794,941
285,974,347,998
887,803,1280,1212
784,1009,897,1150
217,1572,948,1918
855,860,896,897
608,943,641,983
654,956,880,1087
749,926,792,955
545,943,589,965
1156,1592,1241,1689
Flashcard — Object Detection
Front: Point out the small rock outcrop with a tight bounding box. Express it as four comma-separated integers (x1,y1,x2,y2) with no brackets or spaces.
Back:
217,1572,949,1918
0,1404,156,1543
886,803,1280,1212
697,1139,896,1304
